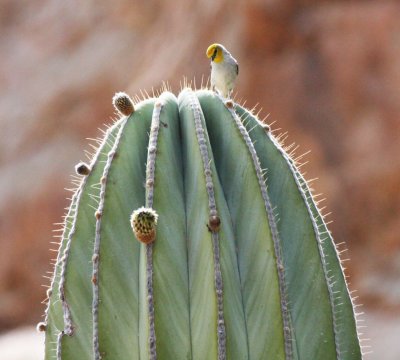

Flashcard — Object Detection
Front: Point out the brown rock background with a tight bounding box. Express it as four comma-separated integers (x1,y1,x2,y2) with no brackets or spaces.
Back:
1,0,399,355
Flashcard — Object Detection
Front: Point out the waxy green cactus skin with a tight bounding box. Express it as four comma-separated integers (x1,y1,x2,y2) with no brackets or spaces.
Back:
44,89,362,360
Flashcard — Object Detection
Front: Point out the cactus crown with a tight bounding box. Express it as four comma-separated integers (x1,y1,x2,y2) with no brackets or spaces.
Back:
42,84,364,360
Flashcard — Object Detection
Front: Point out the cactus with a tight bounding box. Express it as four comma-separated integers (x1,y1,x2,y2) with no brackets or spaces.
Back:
42,88,363,359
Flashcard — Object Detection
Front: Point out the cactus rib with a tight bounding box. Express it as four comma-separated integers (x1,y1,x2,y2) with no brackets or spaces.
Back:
199,91,287,358
92,116,129,359
287,154,361,359
144,100,164,360
49,120,124,359
180,89,246,359
236,103,362,359
271,133,343,357
142,92,191,359
96,99,154,358
187,89,226,359
225,99,294,359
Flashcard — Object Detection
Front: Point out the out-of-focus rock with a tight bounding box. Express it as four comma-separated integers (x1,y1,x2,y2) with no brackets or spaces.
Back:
1,0,399,332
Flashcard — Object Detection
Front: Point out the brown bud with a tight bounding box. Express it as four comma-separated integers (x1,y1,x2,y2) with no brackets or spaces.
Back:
36,322,47,332
208,215,221,232
225,100,234,109
112,92,135,116
75,162,91,176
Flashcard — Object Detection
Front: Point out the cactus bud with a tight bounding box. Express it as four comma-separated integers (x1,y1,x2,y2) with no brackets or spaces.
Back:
36,321,47,332
130,207,158,244
75,162,91,176
224,100,234,109
112,92,135,116
208,215,221,232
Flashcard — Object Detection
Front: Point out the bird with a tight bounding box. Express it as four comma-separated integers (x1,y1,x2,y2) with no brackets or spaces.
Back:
206,43,239,99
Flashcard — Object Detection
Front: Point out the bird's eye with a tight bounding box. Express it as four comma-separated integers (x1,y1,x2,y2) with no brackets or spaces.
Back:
211,48,218,61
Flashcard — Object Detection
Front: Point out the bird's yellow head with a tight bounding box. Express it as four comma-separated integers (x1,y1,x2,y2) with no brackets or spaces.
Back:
206,43,224,63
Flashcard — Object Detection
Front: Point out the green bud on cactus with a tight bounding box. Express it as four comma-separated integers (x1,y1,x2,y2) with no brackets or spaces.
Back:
43,87,364,360
130,207,158,244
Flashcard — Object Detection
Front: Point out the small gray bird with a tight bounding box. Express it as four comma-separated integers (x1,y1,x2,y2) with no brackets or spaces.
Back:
206,43,239,99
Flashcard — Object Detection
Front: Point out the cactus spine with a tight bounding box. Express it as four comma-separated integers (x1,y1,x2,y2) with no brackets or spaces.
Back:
43,87,363,359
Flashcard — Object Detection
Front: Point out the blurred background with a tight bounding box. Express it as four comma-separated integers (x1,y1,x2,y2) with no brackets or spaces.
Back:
1,0,399,358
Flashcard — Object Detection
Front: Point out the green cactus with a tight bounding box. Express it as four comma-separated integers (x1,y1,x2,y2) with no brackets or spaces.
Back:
42,88,363,359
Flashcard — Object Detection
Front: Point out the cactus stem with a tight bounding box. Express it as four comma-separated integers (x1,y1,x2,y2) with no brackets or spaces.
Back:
188,90,226,359
52,186,85,358
230,107,294,359
92,116,130,360
142,100,164,360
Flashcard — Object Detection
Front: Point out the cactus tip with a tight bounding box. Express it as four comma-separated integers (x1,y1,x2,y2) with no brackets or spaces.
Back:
112,92,135,116
130,207,158,244
75,162,91,176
